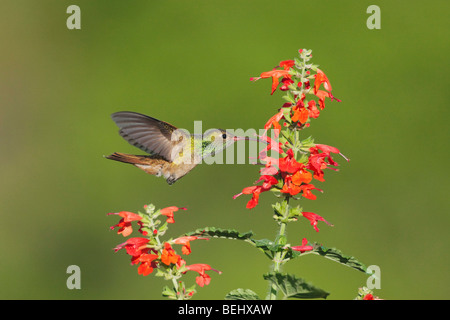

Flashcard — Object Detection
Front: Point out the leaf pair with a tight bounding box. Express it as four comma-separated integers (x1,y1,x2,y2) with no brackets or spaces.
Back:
225,273,329,300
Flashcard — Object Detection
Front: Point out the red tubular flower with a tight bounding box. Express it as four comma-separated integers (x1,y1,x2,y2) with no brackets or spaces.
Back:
314,89,341,110
314,68,332,94
185,264,222,287
292,105,309,124
307,144,342,181
298,183,323,200
291,238,314,253
292,168,313,185
160,206,187,224
255,175,279,189
108,211,142,237
173,236,208,255
161,242,181,265
264,110,284,132
234,186,262,209
251,69,291,95
301,212,333,232
258,155,280,176
279,60,295,70
135,253,158,276
258,134,283,155
280,175,301,196
280,78,294,91
279,149,303,174
233,174,278,209
114,237,149,256
307,100,320,119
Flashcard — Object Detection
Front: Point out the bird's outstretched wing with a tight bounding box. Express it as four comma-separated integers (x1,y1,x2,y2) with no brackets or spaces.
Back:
111,111,186,162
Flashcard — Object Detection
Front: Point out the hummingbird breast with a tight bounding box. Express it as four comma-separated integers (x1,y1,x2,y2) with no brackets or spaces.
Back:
136,160,198,185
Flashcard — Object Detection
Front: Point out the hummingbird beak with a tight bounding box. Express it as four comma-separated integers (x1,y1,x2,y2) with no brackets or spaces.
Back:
233,136,267,143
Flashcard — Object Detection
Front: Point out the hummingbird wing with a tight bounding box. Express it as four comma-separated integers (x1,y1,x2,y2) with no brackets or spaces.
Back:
111,111,186,162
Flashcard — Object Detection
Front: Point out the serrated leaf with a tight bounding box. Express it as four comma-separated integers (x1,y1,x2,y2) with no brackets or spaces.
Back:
225,288,261,300
161,285,177,299
310,243,368,273
184,227,254,241
252,239,281,259
264,273,329,299
282,91,296,104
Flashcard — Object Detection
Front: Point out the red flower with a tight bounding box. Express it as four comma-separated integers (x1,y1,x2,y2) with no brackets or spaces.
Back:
292,104,309,124
108,211,142,237
280,78,294,91
258,134,283,155
255,175,279,189
279,60,295,70
314,68,332,94
302,212,333,232
173,236,208,255
264,110,284,132
160,206,187,224
135,253,158,276
280,171,318,197
233,186,261,209
307,144,341,181
280,174,301,196
307,100,320,119
291,238,314,253
314,89,341,110
251,69,291,95
233,175,278,209
185,264,222,287
258,155,280,176
298,183,323,200
114,237,149,257
279,149,303,174
161,242,181,265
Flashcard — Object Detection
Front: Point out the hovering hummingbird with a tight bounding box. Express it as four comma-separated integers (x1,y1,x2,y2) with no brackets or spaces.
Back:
106,111,253,185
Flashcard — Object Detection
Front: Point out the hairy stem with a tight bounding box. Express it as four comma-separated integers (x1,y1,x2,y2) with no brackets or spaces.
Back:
266,197,290,300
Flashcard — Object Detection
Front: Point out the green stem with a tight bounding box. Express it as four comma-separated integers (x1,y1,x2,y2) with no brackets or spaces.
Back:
266,197,290,300
171,277,183,300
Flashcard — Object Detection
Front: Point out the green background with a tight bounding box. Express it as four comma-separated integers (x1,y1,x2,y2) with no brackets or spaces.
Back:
0,0,448,300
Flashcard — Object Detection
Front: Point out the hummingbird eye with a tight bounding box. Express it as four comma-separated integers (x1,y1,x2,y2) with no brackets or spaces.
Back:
222,133,227,139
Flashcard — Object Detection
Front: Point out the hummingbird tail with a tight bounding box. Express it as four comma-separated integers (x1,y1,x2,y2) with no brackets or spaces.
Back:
105,152,175,179
105,152,158,165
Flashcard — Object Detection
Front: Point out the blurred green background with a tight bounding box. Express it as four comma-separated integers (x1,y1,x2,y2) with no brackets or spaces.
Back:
0,0,448,300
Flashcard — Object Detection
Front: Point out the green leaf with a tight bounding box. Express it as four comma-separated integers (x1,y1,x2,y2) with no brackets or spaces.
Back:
309,243,368,273
264,272,329,299
282,91,296,104
300,136,315,151
225,288,261,300
161,285,177,299
282,107,292,123
272,201,302,222
252,239,281,259
184,227,254,241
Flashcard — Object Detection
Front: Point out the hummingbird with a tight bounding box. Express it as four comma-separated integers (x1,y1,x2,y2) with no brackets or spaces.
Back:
106,111,253,185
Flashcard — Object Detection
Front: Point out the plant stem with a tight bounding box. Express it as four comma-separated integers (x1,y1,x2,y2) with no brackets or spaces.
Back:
266,197,290,300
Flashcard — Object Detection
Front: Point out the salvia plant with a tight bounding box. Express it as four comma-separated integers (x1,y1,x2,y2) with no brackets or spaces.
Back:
108,49,379,300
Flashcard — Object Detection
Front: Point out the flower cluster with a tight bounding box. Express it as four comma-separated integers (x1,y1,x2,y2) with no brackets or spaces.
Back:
108,204,221,299
235,49,348,250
